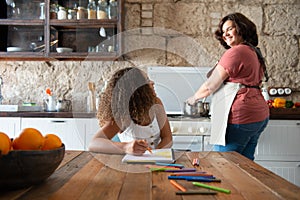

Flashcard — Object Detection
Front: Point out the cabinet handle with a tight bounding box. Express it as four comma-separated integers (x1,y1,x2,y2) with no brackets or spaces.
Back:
296,122,300,126
51,120,66,123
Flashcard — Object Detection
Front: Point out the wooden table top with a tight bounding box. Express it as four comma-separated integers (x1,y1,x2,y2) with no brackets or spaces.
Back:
1,151,299,200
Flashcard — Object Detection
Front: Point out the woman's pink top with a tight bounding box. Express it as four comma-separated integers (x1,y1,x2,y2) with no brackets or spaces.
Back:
218,44,269,124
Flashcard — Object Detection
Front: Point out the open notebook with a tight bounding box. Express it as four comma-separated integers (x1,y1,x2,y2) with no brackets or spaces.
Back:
122,148,175,164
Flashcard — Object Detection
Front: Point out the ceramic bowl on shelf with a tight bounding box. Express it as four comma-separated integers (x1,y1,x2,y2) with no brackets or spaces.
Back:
0,144,65,189
7,47,24,52
56,47,73,53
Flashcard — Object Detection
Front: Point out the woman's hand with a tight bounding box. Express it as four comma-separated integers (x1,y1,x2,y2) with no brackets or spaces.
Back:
186,95,197,105
124,140,149,155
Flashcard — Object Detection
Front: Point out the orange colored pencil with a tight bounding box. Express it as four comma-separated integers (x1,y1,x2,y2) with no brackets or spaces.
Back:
169,180,187,192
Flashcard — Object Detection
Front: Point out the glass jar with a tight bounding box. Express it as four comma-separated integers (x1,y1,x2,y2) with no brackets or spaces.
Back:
108,0,118,19
97,0,108,19
50,4,58,19
77,7,87,19
87,0,97,19
39,3,45,19
57,6,67,20
68,9,77,20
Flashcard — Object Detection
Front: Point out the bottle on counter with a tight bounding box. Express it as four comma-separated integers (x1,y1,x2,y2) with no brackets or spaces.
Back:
97,0,108,19
87,0,97,19
108,0,118,19
57,6,67,20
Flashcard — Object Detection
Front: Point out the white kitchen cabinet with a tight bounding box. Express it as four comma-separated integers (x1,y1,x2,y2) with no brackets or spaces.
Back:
255,161,300,187
21,118,86,150
203,135,213,151
0,117,21,138
81,118,99,150
255,120,300,187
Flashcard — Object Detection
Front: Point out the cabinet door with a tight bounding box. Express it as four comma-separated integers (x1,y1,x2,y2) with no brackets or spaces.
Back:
21,118,85,150
255,160,300,187
255,120,300,161
203,135,213,151
172,136,203,152
0,117,21,138
75,118,99,150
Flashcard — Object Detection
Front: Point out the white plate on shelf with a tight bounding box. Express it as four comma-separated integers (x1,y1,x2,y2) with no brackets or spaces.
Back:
56,47,73,53
7,47,24,52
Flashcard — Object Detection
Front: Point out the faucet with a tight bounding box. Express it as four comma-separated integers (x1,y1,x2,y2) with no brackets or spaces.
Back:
0,76,3,104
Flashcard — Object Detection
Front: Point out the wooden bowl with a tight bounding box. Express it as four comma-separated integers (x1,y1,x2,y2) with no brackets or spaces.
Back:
0,144,65,189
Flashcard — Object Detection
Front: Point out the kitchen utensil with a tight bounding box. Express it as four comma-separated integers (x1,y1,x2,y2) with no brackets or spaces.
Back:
87,82,96,112
56,99,72,112
30,43,37,52
199,97,210,117
44,95,56,112
99,27,106,37
7,47,23,52
183,97,209,117
277,88,284,95
183,101,200,117
56,47,73,53
284,88,292,95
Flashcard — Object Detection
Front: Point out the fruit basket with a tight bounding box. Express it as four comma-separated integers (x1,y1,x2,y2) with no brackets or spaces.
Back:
0,144,65,189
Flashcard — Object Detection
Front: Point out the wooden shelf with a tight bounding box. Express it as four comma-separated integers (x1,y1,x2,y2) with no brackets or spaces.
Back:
0,0,124,61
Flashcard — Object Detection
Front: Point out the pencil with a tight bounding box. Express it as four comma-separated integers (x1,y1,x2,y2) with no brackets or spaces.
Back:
192,182,231,194
170,180,187,192
147,147,152,154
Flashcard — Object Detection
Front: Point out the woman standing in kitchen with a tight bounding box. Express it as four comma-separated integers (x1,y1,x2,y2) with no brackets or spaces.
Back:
187,13,269,160
89,67,173,155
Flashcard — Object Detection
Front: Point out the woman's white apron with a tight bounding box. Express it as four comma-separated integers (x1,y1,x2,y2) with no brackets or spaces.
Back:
209,82,243,146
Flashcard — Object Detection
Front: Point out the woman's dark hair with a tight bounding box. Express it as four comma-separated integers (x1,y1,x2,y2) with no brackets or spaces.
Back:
97,67,156,128
215,12,258,49
215,13,268,81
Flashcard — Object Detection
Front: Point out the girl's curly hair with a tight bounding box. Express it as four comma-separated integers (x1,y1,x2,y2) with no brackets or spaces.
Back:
97,67,156,129
215,12,258,49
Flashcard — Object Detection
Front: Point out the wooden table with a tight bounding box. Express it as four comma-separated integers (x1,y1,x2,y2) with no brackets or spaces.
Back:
1,151,299,200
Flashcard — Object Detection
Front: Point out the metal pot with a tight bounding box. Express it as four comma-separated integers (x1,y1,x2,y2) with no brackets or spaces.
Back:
56,99,72,112
200,102,210,117
183,98,210,117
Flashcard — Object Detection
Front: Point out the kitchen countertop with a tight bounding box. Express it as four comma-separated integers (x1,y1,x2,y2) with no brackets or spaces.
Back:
0,108,299,120
1,151,299,199
0,111,97,118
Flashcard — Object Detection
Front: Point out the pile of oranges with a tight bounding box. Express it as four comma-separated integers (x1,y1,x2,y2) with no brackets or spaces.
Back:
0,128,62,156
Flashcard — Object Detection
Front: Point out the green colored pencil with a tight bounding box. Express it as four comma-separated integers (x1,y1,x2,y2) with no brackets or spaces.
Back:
192,182,231,194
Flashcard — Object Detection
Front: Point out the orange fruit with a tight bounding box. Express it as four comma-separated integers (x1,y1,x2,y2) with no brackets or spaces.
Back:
12,137,20,150
42,134,62,150
13,128,45,150
0,132,11,155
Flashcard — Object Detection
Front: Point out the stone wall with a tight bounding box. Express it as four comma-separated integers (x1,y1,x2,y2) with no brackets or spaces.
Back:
0,0,299,111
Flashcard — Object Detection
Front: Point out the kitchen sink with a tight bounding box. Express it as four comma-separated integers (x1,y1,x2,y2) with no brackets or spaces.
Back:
0,105,42,112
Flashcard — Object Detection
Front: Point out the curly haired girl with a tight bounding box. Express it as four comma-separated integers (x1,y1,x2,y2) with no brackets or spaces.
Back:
89,67,173,155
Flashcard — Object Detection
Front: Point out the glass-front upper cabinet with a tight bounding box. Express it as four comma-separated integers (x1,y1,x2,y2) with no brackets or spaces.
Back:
0,0,123,60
